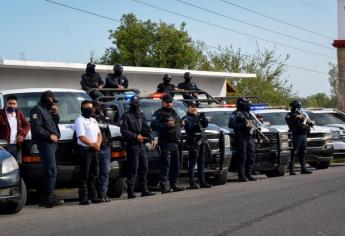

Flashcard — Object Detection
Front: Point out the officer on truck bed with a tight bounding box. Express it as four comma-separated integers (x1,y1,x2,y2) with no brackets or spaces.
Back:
151,94,185,193
285,100,313,175
183,100,212,189
120,96,155,199
177,72,199,99
228,97,257,182
104,63,128,90
157,73,176,93
80,62,104,99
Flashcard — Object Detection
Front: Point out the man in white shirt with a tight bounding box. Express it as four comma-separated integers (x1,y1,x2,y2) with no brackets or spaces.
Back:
75,100,103,205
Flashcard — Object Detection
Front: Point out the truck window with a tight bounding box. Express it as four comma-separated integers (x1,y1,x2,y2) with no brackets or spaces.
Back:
4,92,90,123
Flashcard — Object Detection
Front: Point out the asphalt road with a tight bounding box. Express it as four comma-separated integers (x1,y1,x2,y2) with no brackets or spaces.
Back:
1,166,345,236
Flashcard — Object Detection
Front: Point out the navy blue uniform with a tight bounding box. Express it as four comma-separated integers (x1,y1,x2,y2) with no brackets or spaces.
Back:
177,82,199,99
183,112,208,185
285,111,309,173
120,110,152,193
151,108,182,190
95,114,112,199
104,73,128,89
80,72,104,99
228,110,256,179
157,83,176,93
30,103,61,195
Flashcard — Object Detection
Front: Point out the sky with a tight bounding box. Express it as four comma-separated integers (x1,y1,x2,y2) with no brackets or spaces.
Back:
0,0,338,97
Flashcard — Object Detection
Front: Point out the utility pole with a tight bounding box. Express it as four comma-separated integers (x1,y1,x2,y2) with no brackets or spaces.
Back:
333,0,345,111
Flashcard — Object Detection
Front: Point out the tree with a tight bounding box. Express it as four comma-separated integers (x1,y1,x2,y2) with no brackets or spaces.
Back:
206,46,294,105
301,93,336,108
100,13,207,69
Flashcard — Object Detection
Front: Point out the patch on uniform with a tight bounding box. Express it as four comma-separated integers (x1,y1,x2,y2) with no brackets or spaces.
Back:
151,116,156,120
32,114,38,119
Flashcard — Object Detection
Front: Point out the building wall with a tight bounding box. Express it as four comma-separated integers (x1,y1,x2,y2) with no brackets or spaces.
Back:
0,68,226,96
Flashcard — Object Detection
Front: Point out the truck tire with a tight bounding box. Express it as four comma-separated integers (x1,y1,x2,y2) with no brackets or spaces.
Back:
265,164,287,177
107,178,124,198
0,179,27,214
313,161,330,169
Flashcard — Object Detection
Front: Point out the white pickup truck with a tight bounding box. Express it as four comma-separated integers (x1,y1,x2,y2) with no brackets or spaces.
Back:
0,88,126,198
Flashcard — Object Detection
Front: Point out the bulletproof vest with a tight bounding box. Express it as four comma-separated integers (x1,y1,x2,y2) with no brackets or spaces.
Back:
286,111,308,135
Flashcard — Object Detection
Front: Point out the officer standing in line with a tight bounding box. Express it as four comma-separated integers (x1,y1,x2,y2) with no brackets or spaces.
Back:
30,91,64,208
104,63,128,90
285,100,313,175
183,101,211,189
0,95,30,160
75,100,104,205
228,97,257,182
92,101,112,202
177,72,200,99
120,96,156,199
157,74,176,93
151,94,185,193
80,62,104,99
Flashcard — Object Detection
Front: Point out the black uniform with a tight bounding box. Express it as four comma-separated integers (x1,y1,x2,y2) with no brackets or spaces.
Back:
120,102,153,197
151,106,182,191
183,111,210,187
30,91,63,207
177,81,199,99
104,74,128,89
285,100,312,174
228,98,257,181
80,63,104,99
157,83,176,93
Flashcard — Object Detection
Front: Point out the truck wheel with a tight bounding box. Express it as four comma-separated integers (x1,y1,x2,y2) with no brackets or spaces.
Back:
107,178,124,198
313,161,330,169
0,179,27,214
211,169,228,185
265,164,287,177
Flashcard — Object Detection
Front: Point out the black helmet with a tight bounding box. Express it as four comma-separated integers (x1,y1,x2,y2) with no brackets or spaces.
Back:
163,73,171,83
130,95,140,105
113,63,123,72
236,97,249,111
289,100,301,111
86,62,96,74
184,72,192,82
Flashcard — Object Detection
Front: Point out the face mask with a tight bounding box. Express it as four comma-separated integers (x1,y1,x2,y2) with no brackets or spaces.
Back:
185,78,191,83
81,108,93,118
114,70,122,76
6,107,17,113
86,66,96,74
130,103,140,112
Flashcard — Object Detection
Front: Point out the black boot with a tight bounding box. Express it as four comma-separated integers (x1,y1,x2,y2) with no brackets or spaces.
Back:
141,191,156,197
171,185,185,192
246,175,257,181
189,182,200,189
45,193,64,208
199,182,212,188
301,169,312,174
238,177,248,182
127,186,136,199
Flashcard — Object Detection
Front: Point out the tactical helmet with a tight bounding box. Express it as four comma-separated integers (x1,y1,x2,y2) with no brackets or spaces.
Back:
184,72,192,81
163,73,172,83
289,100,301,110
113,63,123,72
236,97,249,111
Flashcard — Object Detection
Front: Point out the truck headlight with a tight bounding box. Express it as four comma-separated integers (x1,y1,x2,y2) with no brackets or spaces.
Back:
2,156,19,174
324,132,332,144
111,140,123,149
280,133,289,149
224,135,231,148
331,130,341,140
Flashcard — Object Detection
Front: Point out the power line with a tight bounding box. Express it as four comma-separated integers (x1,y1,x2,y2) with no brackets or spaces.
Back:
203,44,329,76
177,0,333,51
43,0,120,23
132,0,335,60
220,0,333,40
42,0,331,76
297,0,336,17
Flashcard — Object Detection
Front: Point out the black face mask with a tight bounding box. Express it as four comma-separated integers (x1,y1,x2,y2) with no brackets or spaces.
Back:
162,106,172,112
184,78,191,83
130,103,140,112
163,79,171,85
114,70,122,76
82,108,93,118
6,107,17,113
42,98,54,109
86,66,96,75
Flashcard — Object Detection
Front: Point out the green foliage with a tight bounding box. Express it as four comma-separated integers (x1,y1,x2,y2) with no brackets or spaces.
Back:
206,46,294,105
100,13,207,69
300,93,337,108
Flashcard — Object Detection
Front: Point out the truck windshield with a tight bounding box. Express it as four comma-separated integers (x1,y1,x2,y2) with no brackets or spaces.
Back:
4,92,90,123
259,112,287,126
203,111,261,128
306,112,345,125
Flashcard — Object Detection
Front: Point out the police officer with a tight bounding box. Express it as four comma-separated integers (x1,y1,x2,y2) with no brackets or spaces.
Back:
285,100,313,175
177,72,199,99
151,94,185,193
120,96,155,199
183,101,211,189
92,101,112,202
30,91,64,207
228,97,257,182
157,74,176,93
104,63,128,89
80,62,104,99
